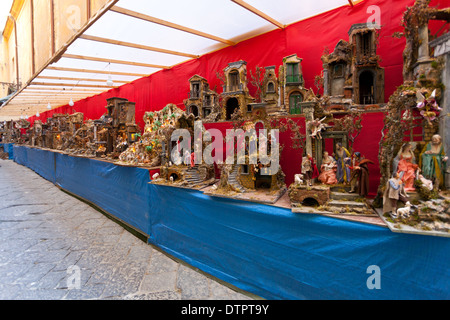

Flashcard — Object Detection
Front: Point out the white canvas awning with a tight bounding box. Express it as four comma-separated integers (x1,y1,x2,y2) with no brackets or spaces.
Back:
0,0,357,119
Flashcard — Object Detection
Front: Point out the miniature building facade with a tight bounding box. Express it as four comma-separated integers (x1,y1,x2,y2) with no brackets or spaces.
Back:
221,60,255,120
184,75,219,119
322,23,385,109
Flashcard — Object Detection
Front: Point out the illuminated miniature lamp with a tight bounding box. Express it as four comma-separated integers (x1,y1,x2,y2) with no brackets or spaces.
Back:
47,102,51,110
129,132,141,142
36,111,40,118
69,98,74,107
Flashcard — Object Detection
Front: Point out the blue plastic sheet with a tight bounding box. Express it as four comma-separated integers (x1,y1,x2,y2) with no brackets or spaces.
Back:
148,186,450,300
6,144,13,160
12,145,27,165
54,153,151,236
11,146,450,300
24,147,55,183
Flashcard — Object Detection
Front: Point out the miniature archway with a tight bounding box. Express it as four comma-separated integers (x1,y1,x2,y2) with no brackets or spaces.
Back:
189,105,199,117
226,97,239,120
359,70,375,104
301,197,320,207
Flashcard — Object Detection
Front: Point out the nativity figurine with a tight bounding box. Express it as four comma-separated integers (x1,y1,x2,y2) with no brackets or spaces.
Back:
318,151,338,185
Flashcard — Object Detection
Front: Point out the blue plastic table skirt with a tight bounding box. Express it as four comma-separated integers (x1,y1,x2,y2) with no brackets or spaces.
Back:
0,143,14,159
10,145,450,300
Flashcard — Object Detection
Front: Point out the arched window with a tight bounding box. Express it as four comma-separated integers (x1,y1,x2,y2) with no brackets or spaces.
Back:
267,82,275,93
228,70,240,91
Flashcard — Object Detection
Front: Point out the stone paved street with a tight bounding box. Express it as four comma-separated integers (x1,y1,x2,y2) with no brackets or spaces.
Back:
0,159,254,300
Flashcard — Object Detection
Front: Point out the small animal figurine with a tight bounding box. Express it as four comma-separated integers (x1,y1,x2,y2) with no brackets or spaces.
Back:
169,176,174,183
294,174,304,185
396,201,412,219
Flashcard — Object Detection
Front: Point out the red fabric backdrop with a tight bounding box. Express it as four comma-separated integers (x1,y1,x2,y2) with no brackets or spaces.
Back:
25,0,448,196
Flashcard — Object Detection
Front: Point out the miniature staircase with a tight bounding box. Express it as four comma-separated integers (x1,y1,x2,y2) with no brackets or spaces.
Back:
184,165,204,187
228,165,246,193
326,186,370,214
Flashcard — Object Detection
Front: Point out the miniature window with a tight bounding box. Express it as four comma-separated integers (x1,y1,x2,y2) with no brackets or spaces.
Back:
267,82,275,93
205,95,211,106
333,64,344,78
286,63,300,83
203,108,211,117
361,32,371,55
229,70,240,91
241,165,249,175
192,82,200,98
247,104,252,113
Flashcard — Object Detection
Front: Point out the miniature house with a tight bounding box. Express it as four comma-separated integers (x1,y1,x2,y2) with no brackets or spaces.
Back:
322,23,385,109
349,24,385,105
247,66,284,117
104,97,139,156
262,66,279,108
281,54,310,115
184,75,219,119
220,60,255,120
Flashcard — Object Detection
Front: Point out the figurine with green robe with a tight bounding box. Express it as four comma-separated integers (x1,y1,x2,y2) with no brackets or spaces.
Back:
419,134,448,189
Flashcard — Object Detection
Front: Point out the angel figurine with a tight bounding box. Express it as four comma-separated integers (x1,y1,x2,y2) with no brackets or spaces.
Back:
308,116,329,139
416,89,441,126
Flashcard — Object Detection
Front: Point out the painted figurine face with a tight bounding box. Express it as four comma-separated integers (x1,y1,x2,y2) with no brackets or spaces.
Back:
431,135,441,145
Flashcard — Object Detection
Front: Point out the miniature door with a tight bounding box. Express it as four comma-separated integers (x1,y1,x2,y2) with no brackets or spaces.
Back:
289,93,303,115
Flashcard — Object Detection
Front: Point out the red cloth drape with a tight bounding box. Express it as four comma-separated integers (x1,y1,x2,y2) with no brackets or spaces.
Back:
25,0,448,196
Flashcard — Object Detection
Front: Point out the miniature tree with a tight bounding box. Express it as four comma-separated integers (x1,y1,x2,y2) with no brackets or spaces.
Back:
249,66,267,103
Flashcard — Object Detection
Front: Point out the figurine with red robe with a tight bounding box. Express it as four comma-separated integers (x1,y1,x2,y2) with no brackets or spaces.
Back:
356,158,374,197
301,153,319,186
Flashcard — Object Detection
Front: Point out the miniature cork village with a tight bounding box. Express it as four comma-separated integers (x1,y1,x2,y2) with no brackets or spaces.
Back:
1,1,449,237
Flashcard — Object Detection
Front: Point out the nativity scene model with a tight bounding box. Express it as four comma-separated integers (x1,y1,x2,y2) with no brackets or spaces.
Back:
4,0,449,238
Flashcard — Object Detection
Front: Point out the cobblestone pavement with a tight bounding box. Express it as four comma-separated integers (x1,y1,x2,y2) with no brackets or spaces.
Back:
0,160,254,300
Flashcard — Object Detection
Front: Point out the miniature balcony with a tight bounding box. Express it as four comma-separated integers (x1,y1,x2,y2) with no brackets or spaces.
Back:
224,83,244,93
286,75,303,85
188,91,200,99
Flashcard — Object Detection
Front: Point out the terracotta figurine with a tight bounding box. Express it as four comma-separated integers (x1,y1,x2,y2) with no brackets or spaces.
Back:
318,151,338,185
419,134,448,189
383,171,410,219
394,142,420,191
335,143,351,184
301,153,319,186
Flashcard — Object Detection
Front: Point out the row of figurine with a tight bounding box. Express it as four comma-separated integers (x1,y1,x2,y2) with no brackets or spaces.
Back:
295,144,373,197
